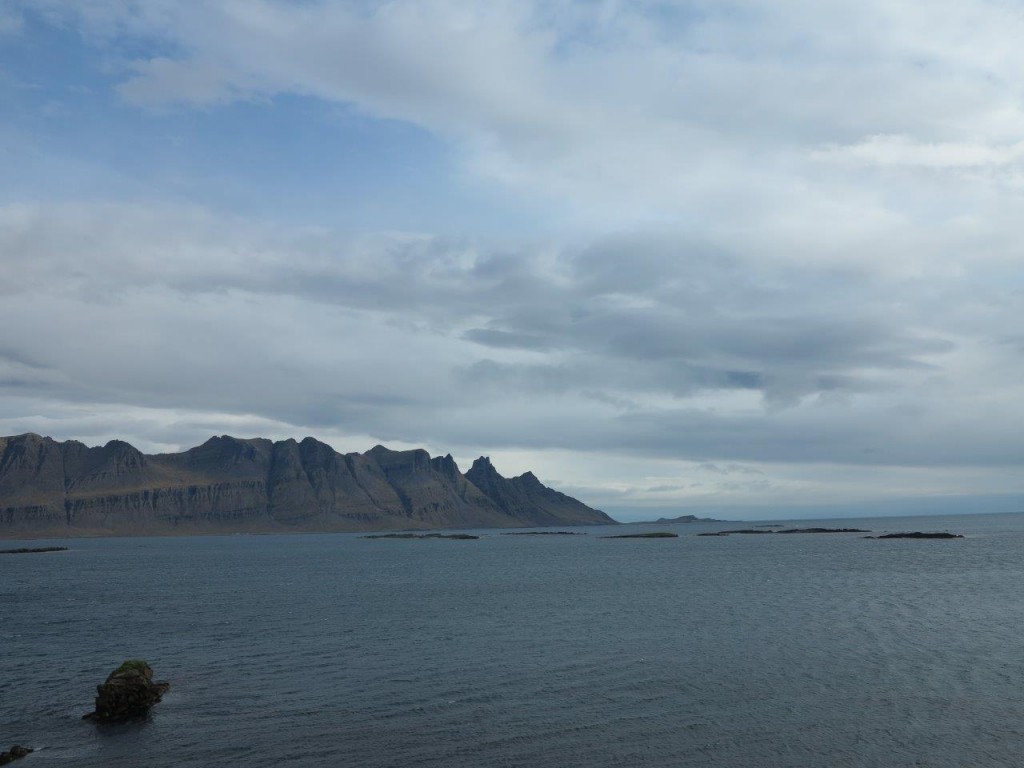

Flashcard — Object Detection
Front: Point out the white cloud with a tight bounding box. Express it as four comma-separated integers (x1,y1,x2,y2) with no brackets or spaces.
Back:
813,134,1024,170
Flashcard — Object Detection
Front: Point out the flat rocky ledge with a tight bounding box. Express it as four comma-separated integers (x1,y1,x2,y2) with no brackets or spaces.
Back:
501,531,586,536
0,546,69,554
699,528,869,536
602,531,679,539
778,527,870,534
865,531,964,539
362,533,479,540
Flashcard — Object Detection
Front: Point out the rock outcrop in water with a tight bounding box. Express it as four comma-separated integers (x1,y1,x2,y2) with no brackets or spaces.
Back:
0,746,33,765
0,433,614,535
866,531,964,539
83,660,169,722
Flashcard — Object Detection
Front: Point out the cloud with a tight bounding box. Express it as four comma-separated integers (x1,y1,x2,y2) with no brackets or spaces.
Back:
5,3,1024,510
1,201,1021,479
19,0,1024,240
814,135,1024,170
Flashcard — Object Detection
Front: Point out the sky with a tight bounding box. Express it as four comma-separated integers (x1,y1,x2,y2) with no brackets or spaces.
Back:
1,0,1023,521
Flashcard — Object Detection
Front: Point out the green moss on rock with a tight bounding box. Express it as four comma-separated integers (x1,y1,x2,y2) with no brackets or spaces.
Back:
111,659,152,678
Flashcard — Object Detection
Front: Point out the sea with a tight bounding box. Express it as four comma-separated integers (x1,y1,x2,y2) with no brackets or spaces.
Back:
4,512,1024,767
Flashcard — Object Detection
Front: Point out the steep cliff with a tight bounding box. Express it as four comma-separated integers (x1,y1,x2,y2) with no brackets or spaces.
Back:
0,433,613,536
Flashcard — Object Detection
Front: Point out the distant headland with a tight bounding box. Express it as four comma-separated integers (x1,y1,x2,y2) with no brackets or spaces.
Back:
632,514,724,525
0,433,614,538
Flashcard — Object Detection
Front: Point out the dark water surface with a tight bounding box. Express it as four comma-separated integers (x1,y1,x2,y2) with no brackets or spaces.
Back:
4,513,1024,767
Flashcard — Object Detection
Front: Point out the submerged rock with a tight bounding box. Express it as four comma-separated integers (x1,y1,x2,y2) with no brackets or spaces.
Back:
0,746,33,765
83,660,169,722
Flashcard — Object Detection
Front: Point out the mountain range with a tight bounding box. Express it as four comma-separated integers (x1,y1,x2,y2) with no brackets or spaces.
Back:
0,433,614,537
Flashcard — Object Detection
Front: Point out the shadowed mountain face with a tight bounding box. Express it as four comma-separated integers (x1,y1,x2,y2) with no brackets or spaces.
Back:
465,457,610,527
0,434,614,536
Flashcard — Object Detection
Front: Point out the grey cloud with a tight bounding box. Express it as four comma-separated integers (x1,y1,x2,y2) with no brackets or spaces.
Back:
0,347,52,371
696,463,766,477
462,328,558,351
644,485,687,493
2,202,1005,468
460,360,583,394
8,215,944,407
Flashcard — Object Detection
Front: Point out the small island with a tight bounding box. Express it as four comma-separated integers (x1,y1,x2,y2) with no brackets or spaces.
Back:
501,531,585,536
362,533,479,540
0,546,69,555
602,531,678,539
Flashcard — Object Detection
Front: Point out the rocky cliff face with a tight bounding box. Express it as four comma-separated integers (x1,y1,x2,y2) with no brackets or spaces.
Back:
0,433,614,535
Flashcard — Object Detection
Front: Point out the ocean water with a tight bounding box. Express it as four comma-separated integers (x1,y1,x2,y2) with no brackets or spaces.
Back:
3,512,1024,767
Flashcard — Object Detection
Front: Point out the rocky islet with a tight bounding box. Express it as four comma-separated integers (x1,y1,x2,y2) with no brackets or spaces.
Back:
83,660,170,723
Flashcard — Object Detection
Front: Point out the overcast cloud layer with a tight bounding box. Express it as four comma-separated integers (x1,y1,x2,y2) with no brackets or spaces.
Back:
2,1,1023,519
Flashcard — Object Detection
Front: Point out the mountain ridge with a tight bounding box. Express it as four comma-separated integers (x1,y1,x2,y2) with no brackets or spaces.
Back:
0,433,615,536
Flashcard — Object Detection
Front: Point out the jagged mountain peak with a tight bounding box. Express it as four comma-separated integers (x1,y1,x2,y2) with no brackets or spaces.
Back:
470,455,496,472
102,439,141,453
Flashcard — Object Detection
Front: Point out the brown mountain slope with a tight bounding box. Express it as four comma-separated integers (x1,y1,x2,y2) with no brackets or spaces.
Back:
0,433,615,536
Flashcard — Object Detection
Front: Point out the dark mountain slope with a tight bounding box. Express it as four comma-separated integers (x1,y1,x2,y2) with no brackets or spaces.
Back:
466,456,615,527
